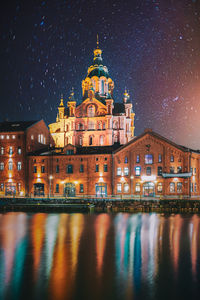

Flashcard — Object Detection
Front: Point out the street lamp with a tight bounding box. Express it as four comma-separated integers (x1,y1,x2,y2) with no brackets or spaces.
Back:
49,175,53,198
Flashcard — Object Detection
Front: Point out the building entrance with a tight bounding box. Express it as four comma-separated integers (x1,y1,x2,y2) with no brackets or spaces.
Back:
5,183,16,196
95,183,107,198
143,182,155,197
64,183,76,197
34,183,44,196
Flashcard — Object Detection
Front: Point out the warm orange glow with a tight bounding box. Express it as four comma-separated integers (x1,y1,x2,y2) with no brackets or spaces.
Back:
95,214,110,276
190,215,199,278
169,215,183,273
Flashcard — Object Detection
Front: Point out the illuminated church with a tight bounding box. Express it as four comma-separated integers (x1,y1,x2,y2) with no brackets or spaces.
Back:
49,38,135,148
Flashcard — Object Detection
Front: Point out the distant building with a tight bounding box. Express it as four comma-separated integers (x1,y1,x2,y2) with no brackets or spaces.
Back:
49,40,135,147
0,120,52,196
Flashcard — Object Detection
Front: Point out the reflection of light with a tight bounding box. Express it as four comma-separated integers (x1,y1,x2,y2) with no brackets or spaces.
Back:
141,175,156,181
189,215,199,278
70,214,84,277
95,214,110,276
169,215,182,274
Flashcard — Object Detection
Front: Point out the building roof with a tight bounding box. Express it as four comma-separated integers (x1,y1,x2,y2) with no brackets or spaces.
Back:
114,129,194,154
0,120,39,132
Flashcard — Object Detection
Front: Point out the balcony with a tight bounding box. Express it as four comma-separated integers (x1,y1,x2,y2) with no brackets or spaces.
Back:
162,172,192,178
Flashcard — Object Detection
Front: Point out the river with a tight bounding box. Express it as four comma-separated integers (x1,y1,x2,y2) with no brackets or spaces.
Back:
0,212,199,300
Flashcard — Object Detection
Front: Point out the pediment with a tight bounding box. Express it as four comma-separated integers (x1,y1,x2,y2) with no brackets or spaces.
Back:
76,97,107,117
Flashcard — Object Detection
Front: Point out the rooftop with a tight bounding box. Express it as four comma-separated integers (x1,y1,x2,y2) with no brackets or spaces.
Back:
0,121,38,132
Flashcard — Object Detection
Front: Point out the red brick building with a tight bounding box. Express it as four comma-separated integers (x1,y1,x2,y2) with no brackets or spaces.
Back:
0,120,52,196
27,129,200,200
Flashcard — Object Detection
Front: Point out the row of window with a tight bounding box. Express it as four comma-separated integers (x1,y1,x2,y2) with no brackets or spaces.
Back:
0,161,22,171
33,164,108,174
0,134,19,140
0,146,22,155
121,154,182,164
0,182,22,192
55,183,84,193
117,166,163,176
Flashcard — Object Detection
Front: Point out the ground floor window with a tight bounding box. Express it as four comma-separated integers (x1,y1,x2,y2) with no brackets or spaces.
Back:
5,183,16,196
80,184,84,193
34,183,44,196
170,182,175,193
135,183,140,192
124,183,129,193
95,183,107,197
190,183,193,193
64,183,76,197
177,182,182,193
157,182,163,193
194,183,197,193
117,183,122,193
0,183,4,192
17,183,22,193
55,184,59,193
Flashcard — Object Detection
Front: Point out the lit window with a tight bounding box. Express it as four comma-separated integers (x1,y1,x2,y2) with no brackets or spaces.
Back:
18,147,22,155
0,135,4,139
135,183,140,192
136,155,140,163
124,156,128,163
17,183,21,192
31,135,34,140
124,167,129,176
170,182,175,193
190,183,193,193
157,183,163,192
102,122,106,129
177,182,182,193
170,167,175,174
177,166,182,173
80,184,84,193
88,105,95,117
170,155,174,162
157,166,162,176
79,136,83,146
124,183,129,193
194,168,196,174
17,162,22,171
8,161,13,170
44,137,46,144
135,166,141,176
100,135,104,146
194,183,197,193
9,147,13,155
88,121,95,130
0,183,4,191
117,183,122,193
12,135,15,139
0,162,4,170
145,154,153,164
158,154,162,163
117,167,122,176
146,167,151,175
0,147,4,155
38,134,41,143
66,164,73,174
6,135,9,139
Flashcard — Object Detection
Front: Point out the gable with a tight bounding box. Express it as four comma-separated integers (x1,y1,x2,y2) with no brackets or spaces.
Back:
75,97,107,117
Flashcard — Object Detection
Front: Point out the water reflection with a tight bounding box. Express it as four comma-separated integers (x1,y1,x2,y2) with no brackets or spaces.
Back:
0,212,199,300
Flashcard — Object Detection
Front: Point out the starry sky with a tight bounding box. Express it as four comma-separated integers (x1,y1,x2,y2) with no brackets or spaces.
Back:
0,0,200,149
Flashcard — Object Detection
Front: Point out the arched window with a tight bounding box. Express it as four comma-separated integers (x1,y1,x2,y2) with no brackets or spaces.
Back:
88,121,95,130
113,121,118,129
89,136,93,145
79,136,83,146
97,121,102,130
78,123,84,130
101,80,104,94
100,135,104,146
114,135,118,143
65,137,68,145
88,105,95,117
102,122,106,129
124,156,128,163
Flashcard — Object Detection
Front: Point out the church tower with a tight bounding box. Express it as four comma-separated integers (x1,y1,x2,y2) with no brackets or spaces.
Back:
49,37,135,148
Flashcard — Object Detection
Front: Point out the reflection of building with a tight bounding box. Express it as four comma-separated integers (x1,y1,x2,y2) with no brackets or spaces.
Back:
49,40,135,147
0,120,52,196
27,129,200,199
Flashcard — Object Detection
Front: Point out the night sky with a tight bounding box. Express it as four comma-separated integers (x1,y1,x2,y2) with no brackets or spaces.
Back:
0,0,200,149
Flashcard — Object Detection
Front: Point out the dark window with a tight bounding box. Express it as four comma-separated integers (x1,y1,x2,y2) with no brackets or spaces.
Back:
89,136,93,145
157,166,162,176
124,156,128,163
177,182,182,193
105,157,107,161
66,149,74,155
42,159,45,162
9,147,13,155
170,155,174,162
80,158,83,161
66,164,73,174
80,164,84,173
33,166,37,173
96,158,98,161
56,165,59,173
135,166,141,176
177,166,182,173
146,167,151,175
95,164,99,172
41,166,45,173
158,154,162,163
145,154,153,164
80,184,84,193
170,167,175,174
55,184,59,193
104,164,108,172
56,158,59,162
136,155,140,163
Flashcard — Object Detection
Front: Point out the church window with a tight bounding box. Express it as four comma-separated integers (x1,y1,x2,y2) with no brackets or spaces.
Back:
113,121,118,129
124,157,128,163
101,80,104,94
88,121,95,130
89,136,93,145
8,161,13,170
102,122,106,129
78,123,84,130
79,136,83,146
100,135,104,146
88,105,95,117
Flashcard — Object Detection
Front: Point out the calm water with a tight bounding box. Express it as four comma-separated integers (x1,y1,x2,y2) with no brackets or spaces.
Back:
0,212,200,300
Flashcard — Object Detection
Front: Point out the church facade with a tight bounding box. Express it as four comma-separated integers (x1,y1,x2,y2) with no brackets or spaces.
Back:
49,41,135,148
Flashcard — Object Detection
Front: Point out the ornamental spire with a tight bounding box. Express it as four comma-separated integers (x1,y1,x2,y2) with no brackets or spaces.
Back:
59,94,64,107
97,34,99,48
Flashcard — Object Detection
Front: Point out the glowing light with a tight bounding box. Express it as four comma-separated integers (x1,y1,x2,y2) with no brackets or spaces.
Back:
120,176,125,182
74,181,78,185
49,175,53,180
9,173,12,178
173,177,178,181
141,175,156,181
130,175,134,179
